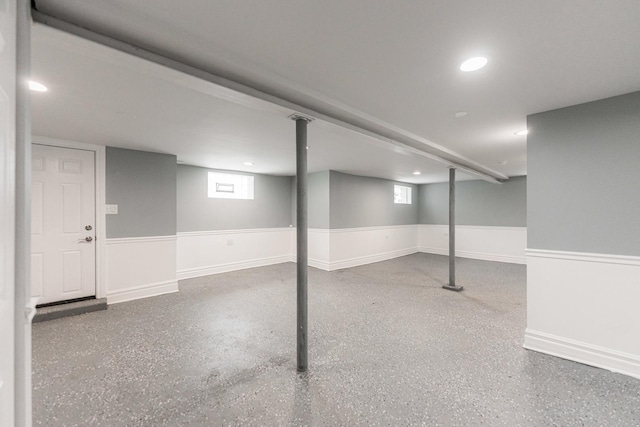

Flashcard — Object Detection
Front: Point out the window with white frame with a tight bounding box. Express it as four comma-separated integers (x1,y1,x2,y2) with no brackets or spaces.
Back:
394,185,412,204
208,172,254,199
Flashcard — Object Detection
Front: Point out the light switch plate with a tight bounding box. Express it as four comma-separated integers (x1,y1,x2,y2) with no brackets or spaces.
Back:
106,204,118,215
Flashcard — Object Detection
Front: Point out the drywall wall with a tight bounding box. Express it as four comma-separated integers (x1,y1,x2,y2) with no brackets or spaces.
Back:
290,171,331,229
106,147,176,238
418,176,526,227
177,165,293,231
308,171,330,229
527,91,640,256
525,91,640,379
330,171,418,229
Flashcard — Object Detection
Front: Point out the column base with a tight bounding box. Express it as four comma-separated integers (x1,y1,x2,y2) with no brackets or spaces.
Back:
442,284,464,292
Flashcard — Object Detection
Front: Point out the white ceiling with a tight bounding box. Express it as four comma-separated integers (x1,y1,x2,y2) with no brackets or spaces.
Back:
30,0,640,183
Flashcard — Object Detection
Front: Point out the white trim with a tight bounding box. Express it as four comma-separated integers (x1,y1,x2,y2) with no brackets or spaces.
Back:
106,235,177,245
328,247,418,271
526,248,640,266
419,246,526,264
308,257,331,271
524,329,640,380
327,224,417,233
178,227,291,237
421,224,525,231
106,279,179,305
417,246,448,256
32,136,107,299
177,255,291,280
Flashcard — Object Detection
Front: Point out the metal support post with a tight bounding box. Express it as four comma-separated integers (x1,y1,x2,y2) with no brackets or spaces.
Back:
443,167,463,292
291,114,312,372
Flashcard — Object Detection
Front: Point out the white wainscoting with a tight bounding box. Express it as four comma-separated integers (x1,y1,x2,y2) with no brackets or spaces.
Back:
525,249,640,379
176,224,526,281
177,228,294,280
105,235,178,304
327,225,418,271
308,228,331,270
418,224,527,264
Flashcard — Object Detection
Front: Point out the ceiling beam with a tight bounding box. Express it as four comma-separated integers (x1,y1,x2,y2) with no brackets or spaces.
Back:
31,8,508,184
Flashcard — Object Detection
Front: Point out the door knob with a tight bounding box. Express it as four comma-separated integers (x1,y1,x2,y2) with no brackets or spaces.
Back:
79,236,93,243
85,225,93,231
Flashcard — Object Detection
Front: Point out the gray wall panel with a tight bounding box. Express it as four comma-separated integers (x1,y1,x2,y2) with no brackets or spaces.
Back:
307,171,330,229
329,171,418,229
290,172,331,228
106,147,177,238
177,165,293,231
419,176,527,226
527,91,640,256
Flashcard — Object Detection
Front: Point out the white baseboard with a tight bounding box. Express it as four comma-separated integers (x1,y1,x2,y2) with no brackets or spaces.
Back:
328,247,418,271
524,329,640,380
418,246,526,264
177,255,292,280
308,257,331,271
107,280,179,305
418,246,449,256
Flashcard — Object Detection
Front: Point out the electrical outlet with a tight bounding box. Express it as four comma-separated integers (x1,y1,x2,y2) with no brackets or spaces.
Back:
105,204,118,215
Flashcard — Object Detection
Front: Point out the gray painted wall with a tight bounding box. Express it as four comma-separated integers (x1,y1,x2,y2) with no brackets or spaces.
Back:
106,147,177,238
419,176,527,226
308,171,330,229
329,171,418,229
290,171,331,228
527,91,640,256
177,165,293,231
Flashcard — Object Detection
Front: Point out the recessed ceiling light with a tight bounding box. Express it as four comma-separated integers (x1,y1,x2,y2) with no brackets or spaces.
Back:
29,80,48,92
498,160,508,165
243,162,254,166
459,57,488,72
514,129,529,136
453,111,468,118
413,171,421,175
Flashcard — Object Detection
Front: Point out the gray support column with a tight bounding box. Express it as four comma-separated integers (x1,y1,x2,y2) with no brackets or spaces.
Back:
15,0,33,425
443,167,463,292
292,114,312,372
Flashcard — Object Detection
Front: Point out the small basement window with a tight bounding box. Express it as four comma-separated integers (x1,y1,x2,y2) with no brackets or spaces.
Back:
208,172,254,200
394,185,412,204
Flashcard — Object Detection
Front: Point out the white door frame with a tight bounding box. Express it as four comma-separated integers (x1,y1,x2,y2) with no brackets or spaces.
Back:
32,136,106,300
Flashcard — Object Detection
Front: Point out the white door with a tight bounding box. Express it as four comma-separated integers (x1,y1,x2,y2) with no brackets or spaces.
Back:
31,144,96,305
0,0,17,425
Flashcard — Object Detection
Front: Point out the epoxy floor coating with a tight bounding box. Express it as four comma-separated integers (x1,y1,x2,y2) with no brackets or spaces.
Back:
32,254,640,426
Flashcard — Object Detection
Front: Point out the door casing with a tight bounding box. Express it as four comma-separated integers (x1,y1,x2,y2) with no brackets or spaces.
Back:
32,136,106,301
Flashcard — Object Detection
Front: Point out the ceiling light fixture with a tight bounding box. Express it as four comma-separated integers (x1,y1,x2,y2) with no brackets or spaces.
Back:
453,111,468,118
243,162,254,166
413,171,421,175
459,56,488,72
29,80,48,92
514,129,529,136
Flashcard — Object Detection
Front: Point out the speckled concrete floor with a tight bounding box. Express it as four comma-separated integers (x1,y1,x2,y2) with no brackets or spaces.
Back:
33,254,640,426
